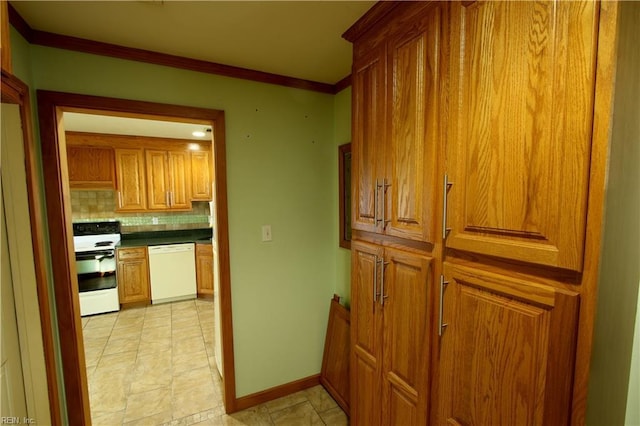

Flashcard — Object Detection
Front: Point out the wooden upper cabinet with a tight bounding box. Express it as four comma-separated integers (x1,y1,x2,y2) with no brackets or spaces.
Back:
1,0,11,73
145,150,192,211
445,1,599,271
67,146,116,189
191,150,213,201
385,5,442,242
115,149,147,211
168,151,191,209
351,2,443,244
438,262,579,425
352,46,386,235
146,150,170,210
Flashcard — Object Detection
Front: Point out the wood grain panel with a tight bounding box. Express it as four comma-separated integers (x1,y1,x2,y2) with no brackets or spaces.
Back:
115,148,147,211
1,0,11,73
196,243,214,296
446,1,599,271
67,145,115,189
117,247,150,305
385,5,441,243
350,241,383,425
145,150,169,210
320,295,350,414
191,150,212,201
351,47,386,234
382,248,431,426
168,151,192,209
438,262,579,425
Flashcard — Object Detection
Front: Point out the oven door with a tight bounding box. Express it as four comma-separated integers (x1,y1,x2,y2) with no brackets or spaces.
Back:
75,249,116,275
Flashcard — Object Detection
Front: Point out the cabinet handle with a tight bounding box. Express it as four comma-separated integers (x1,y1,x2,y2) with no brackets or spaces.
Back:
380,260,389,306
442,174,453,240
117,191,123,208
439,275,449,336
382,179,391,230
166,191,170,207
374,179,381,226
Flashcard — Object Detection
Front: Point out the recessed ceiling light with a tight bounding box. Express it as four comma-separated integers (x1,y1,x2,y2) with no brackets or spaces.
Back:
192,130,206,138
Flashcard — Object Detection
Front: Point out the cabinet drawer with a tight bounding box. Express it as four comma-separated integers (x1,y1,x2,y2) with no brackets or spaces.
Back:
117,247,147,261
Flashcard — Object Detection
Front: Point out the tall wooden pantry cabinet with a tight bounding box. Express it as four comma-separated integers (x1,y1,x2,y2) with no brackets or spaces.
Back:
344,1,626,424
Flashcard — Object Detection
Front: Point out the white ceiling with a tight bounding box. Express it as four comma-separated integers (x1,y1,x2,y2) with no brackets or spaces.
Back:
10,0,375,85
63,112,213,141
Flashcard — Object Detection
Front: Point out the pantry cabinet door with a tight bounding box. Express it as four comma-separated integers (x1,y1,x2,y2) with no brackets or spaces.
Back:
438,263,579,425
350,241,384,426
385,3,442,244
381,248,431,426
445,1,599,271
114,149,147,211
351,47,386,234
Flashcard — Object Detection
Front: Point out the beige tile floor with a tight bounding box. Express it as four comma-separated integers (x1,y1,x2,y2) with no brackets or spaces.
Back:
82,299,348,425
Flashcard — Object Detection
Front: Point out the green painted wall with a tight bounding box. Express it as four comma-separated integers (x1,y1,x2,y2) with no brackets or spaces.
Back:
22,43,341,397
333,87,352,305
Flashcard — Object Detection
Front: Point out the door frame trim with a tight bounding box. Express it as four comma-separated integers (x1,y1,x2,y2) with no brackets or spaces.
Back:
36,90,237,424
1,71,61,425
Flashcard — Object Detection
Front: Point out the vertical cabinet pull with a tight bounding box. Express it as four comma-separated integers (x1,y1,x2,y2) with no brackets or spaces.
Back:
382,179,391,230
442,174,453,239
117,191,123,208
374,179,380,225
375,179,384,226
380,260,390,306
439,275,449,336
166,191,170,207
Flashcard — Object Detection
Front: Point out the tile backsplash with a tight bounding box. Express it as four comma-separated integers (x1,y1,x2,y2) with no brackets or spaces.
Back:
71,190,211,228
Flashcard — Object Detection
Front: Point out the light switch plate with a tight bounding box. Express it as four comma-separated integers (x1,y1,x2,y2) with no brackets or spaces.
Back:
262,225,272,242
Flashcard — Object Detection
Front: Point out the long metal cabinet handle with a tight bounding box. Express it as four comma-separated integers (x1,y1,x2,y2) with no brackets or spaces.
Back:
439,275,448,336
374,179,379,225
380,261,389,306
442,174,453,239
165,191,170,207
382,179,391,230
117,191,123,208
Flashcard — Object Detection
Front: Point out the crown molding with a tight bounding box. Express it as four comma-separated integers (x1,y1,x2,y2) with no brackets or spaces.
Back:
8,3,351,94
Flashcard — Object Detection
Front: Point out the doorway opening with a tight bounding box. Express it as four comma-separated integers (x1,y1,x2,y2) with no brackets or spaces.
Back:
36,91,237,424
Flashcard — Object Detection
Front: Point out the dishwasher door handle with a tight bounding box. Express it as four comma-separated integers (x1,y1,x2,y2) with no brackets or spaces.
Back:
148,244,195,254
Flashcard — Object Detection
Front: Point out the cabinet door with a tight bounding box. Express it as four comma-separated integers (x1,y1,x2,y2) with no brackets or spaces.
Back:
381,248,431,426
385,4,442,243
352,47,386,234
117,248,150,304
191,150,212,201
146,150,170,210
196,243,214,296
445,1,598,271
168,151,192,209
115,149,147,211
67,146,115,189
438,263,579,425
350,241,384,426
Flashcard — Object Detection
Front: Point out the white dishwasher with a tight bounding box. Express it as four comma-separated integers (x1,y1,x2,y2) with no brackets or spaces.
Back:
148,243,197,304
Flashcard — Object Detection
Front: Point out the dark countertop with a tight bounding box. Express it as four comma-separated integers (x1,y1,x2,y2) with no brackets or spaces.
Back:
118,228,213,248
